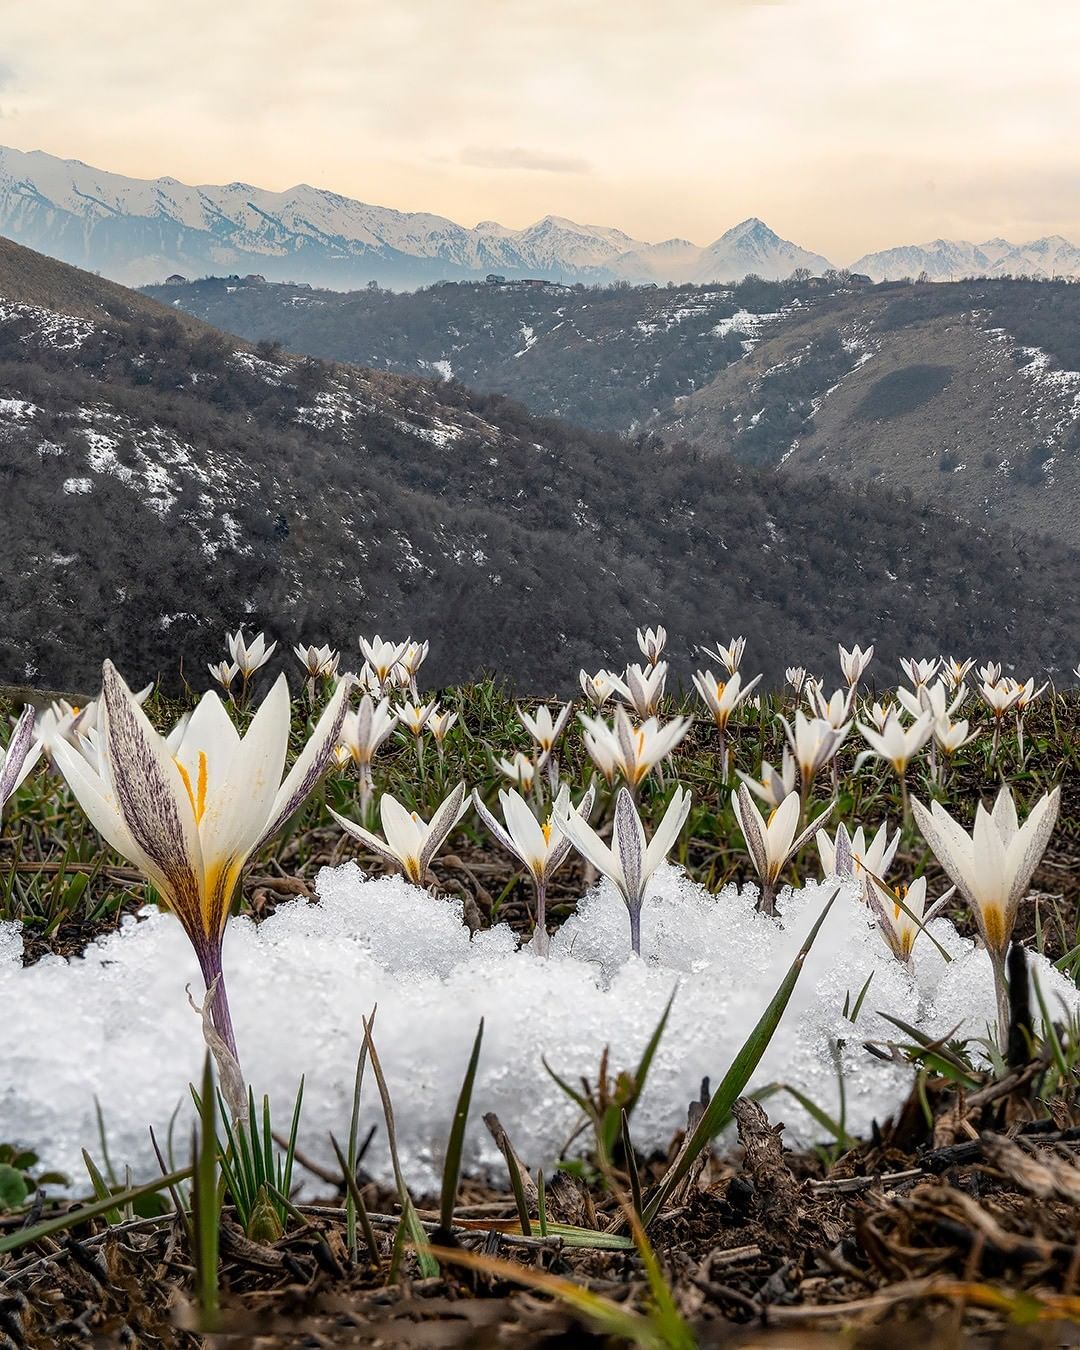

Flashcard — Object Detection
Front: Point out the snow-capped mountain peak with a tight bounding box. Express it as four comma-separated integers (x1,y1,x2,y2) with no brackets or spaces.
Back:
0,143,832,289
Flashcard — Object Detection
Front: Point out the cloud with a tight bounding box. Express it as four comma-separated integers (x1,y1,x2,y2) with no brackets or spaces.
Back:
459,146,591,174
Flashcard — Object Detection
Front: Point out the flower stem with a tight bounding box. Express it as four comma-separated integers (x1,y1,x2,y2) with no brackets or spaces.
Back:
628,903,642,956
990,947,1011,1053
534,877,548,955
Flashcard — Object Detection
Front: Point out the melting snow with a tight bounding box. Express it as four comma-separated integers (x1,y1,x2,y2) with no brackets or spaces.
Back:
2,868,1075,1194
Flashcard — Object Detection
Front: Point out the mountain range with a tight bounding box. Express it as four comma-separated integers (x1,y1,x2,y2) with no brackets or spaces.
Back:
0,145,831,289
2,234,1078,690
6,144,1080,291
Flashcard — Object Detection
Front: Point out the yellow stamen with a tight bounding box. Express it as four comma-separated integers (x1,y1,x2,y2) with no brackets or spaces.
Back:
767,806,778,827
175,751,209,824
541,820,553,845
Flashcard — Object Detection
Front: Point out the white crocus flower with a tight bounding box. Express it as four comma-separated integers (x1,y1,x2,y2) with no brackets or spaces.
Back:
331,783,467,886
399,639,430,680
856,710,933,776
692,669,763,731
580,719,620,785
779,710,849,789
692,668,763,779
53,662,351,1088
579,706,690,789
838,643,874,688
37,684,154,757
339,695,397,772
863,700,894,733
737,749,797,809
1,707,41,815
978,661,1002,687
934,716,977,757
897,680,964,724
473,783,596,952
499,752,536,790
702,636,746,676
428,709,458,747
294,643,339,680
818,821,900,882
1009,677,1048,711
732,785,832,916
978,679,1022,716
227,629,277,681
864,875,953,967
358,636,410,690
517,702,573,757
555,785,691,955
208,660,240,696
785,666,808,695
806,683,855,730
912,786,1061,1039
942,656,975,690
397,698,438,737
579,668,623,709
636,625,667,666
900,656,940,691
619,662,668,718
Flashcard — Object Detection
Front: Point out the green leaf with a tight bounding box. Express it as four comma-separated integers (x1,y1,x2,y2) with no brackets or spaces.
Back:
439,1018,484,1233
191,1053,221,1332
0,1163,29,1212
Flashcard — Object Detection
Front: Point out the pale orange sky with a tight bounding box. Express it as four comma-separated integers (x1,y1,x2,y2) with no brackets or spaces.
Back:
3,0,1079,262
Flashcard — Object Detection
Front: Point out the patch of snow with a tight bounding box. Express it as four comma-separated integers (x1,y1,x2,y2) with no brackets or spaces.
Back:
3,869,1073,1194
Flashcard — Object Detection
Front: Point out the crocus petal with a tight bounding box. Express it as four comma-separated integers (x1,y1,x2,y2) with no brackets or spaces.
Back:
614,787,646,906
255,673,351,850
786,800,835,863
502,788,548,868
472,790,522,866
328,806,406,870
1004,787,1060,913
419,782,468,875
52,734,140,863
733,784,769,881
554,808,620,887
0,706,39,808
100,661,206,939
643,786,691,878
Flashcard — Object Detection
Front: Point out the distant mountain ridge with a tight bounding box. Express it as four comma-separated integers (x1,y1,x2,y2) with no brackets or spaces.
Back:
852,235,1080,282
0,145,831,288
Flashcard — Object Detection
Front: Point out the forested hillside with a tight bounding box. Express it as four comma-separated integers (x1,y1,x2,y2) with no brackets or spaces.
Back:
2,239,1079,690
143,273,832,431
659,278,1080,548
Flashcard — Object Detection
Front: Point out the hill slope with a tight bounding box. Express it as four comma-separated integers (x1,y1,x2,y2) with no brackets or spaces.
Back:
3,240,1080,690
658,279,1080,550
143,273,817,432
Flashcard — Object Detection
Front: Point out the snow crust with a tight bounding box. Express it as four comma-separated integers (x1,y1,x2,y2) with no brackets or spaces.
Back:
3,866,1076,1194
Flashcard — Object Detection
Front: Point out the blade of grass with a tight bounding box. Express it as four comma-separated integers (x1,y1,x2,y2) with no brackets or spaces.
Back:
329,1132,380,1265
439,1018,484,1233
426,1245,665,1347
191,1053,220,1332
0,1166,194,1254
81,1149,121,1225
362,1015,439,1278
